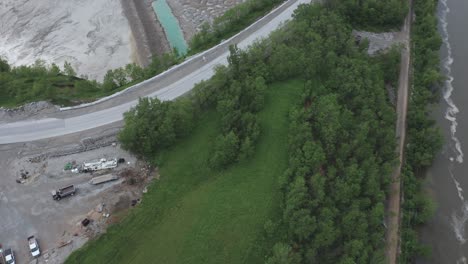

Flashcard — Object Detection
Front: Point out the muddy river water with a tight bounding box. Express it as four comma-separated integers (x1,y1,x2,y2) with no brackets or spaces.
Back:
419,0,468,263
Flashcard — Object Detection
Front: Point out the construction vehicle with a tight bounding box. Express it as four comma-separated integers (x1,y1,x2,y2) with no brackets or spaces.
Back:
51,185,76,200
82,158,117,172
27,236,40,258
89,174,119,185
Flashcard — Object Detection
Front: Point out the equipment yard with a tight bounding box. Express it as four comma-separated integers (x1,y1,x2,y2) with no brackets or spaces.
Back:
0,127,154,264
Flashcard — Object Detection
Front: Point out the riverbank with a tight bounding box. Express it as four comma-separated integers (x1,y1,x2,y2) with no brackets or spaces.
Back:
417,0,468,262
399,0,445,262
120,0,171,67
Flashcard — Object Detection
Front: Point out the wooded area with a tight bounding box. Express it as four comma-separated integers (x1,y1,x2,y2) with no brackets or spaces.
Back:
327,0,408,30
265,5,397,263
119,2,409,263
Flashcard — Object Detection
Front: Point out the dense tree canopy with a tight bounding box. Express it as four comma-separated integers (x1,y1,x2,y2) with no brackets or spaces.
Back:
327,0,408,30
119,97,195,157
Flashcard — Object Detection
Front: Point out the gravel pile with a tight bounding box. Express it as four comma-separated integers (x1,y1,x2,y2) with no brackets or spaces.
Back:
0,101,59,123
353,30,404,55
166,0,244,40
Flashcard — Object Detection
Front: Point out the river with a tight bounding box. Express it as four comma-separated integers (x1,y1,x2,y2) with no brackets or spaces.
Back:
419,0,468,263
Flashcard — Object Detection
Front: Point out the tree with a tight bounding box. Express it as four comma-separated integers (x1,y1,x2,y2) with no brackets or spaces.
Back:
0,58,10,72
266,243,300,264
210,131,240,168
119,97,194,157
125,63,145,81
49,63,61,76
102,70,118,91
32,79,48,97
63,61,76,76
112,68,128,87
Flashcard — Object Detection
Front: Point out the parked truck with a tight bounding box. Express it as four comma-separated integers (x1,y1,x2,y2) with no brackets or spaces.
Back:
27,236,40,258
51,185,76,200
82,158,117,172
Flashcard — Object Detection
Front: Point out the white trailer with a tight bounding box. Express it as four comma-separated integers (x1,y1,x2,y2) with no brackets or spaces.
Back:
89,174,119,185
83,158,117,172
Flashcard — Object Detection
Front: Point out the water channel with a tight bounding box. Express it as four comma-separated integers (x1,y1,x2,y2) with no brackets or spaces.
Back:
419,0,468,263
151,0,188,55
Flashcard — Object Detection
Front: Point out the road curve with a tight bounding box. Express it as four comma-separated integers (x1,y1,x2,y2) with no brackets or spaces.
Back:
0,0,309,144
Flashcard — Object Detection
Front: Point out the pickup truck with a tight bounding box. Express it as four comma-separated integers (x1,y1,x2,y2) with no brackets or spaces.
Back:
3,249,15,264
51,185,76,200
27,236,40,258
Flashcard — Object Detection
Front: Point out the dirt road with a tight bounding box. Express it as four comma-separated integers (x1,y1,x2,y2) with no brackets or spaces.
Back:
385,0,413,263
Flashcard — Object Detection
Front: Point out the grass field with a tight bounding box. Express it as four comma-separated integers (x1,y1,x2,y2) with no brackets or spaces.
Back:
65,80,303,264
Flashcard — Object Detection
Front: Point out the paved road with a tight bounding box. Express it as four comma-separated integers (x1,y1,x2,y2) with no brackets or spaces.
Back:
385,0,412,263
0,0,309,144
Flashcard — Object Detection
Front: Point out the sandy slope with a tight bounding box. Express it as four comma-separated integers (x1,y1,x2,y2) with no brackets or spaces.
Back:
0,0,132,80
167,0,244,40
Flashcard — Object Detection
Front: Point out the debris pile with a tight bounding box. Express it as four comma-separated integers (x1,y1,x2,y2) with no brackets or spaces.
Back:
0,101,58,122
28,133,119,163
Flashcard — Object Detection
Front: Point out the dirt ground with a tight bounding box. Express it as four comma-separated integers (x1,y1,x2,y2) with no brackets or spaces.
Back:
167,0,244,40
353,30,406,55
0,128,154,264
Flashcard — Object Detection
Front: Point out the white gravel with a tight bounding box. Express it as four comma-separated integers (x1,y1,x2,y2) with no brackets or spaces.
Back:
0,0,133,81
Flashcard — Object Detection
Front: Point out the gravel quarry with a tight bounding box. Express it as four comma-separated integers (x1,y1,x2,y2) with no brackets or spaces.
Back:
0,0,133,81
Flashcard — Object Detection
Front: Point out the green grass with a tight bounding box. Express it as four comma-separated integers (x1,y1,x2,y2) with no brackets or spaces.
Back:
65,79,303,264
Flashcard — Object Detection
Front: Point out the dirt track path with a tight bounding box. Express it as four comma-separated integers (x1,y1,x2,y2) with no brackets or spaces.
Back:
385,0,413,263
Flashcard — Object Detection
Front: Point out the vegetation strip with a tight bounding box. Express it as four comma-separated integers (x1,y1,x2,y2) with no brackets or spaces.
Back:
399,0,443,262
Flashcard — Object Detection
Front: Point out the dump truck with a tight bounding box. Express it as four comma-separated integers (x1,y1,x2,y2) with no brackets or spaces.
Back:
89,174,119,185
27,236,40,258
51,185,76,200
82,158,117,172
